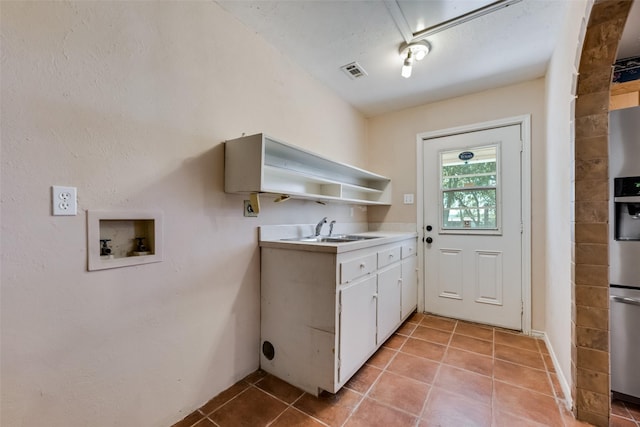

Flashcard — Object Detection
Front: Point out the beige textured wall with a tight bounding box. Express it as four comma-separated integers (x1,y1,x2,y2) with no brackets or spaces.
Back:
543,0,591,409
0,2,368,426
367,79,547,331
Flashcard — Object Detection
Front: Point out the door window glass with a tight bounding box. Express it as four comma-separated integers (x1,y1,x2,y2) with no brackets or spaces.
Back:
440,145,500,232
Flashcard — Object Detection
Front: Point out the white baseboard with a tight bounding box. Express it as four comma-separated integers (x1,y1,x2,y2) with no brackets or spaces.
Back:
531,329,573,411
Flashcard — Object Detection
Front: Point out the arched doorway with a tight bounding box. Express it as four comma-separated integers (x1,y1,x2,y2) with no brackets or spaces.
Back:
573,0,634,425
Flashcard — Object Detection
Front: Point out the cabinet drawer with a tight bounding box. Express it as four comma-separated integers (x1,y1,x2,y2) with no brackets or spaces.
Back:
401,240,417,259
377,246,401,269
340,253,377,283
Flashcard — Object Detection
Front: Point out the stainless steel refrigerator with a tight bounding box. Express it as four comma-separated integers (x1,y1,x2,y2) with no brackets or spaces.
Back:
609,106,640,404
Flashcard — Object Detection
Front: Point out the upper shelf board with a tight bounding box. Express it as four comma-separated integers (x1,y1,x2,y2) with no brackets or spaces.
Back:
224,133,391,206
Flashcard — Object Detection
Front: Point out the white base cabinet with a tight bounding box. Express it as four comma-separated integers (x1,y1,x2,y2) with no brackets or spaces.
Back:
338,275,377,384
401,245,418,319
376,263,402,345
260,237,417,395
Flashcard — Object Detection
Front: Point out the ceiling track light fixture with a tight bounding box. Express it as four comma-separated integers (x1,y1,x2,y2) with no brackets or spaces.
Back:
399,40,430,78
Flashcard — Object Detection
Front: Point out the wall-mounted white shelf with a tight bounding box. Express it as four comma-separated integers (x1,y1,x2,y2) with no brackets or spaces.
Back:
87,210,163,271
224,133,391,205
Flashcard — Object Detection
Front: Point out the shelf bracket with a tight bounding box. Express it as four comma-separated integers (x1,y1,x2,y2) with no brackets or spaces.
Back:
250,193,261,213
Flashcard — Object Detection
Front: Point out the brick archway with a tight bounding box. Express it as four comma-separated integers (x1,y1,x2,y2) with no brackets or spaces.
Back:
573,1,633,425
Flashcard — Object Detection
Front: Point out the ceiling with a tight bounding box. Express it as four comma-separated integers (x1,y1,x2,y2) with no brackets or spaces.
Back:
217,0,640,117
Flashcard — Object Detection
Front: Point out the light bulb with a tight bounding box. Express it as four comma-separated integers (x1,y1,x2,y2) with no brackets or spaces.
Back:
414,49,427,61
401,50,413,78
401,63,412,78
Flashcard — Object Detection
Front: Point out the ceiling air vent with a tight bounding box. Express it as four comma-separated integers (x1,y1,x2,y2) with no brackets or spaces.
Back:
340,62,368,80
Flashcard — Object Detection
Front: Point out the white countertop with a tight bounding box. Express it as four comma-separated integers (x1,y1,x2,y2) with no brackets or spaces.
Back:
259,230,418,254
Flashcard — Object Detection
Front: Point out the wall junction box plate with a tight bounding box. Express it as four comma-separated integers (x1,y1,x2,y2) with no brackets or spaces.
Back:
244,200,258,217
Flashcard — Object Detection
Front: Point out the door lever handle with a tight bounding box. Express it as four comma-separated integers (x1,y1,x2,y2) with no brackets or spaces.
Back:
610,295,640,306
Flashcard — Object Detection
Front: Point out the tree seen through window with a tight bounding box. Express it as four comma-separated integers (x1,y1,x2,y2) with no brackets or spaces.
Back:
440,145,499,229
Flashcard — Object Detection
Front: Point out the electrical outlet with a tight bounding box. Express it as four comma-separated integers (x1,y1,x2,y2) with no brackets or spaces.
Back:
52,186,77,216
244,200,258,217
403,193,414,204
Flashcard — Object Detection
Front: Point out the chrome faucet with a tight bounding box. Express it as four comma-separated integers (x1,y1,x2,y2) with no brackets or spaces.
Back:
315,217,327,236
329,220,336,236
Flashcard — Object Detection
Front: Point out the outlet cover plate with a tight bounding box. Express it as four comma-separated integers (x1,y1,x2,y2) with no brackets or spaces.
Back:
52,185,77,215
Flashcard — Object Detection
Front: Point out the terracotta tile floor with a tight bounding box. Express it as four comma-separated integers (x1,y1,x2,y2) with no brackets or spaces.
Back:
172,313,637,427
611,399,640,427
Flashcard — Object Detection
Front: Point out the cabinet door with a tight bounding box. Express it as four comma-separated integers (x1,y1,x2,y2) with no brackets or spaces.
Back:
377,263,402,344
401,256,418,319
339,275,377,383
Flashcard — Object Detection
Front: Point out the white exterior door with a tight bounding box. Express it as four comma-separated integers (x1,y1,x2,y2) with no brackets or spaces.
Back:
423,124,523,330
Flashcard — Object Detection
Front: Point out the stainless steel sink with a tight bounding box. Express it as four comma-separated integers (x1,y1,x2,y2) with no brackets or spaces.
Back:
316,237,357,243
339,235,380,241
282,234,381,243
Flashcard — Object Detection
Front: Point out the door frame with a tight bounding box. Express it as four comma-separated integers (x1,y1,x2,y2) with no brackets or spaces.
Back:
416,115,532,334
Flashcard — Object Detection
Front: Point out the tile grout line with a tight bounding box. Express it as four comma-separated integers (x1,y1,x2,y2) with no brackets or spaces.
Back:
414,315,435,427
293,406,331,427
614,400,640,425
493,335,558,399
339,377,376,426
539,336,567,427
263,389,298,427
493,326,575,427
198,384,253,421
266,391,330,427
344,313,429,426
388,313,445,425
413,312,432,427
252,383,332,427
339,330,408,427
538,338,568,426
491,325,497,425
415,317,458,423
369,340,400,371
204,415,221,427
